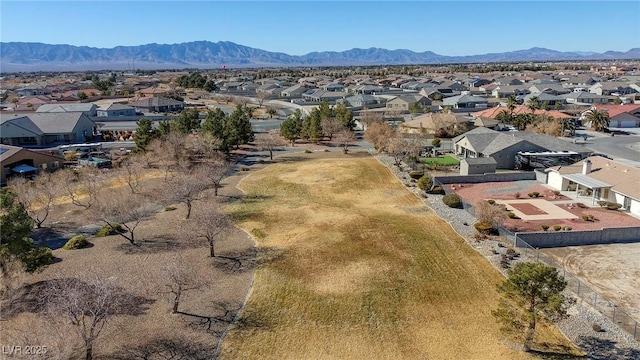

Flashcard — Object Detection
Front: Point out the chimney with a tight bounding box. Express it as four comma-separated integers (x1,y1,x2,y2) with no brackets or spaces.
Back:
582,159,592,175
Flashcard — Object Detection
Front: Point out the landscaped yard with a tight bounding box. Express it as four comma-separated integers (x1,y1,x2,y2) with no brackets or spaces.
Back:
220,157,579,359
422,155,460,167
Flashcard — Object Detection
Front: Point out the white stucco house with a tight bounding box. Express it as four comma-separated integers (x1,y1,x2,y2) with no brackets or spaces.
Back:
545,156,640,216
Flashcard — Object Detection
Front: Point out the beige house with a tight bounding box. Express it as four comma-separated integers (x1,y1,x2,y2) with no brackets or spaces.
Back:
546,157,640,216
401,112,469,134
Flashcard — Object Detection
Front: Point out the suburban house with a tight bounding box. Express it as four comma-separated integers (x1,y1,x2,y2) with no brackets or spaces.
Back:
401,112,470,134
559,91,609,105
545,157,640,216
471,106,574,120
452,127,589,169
96,103,137,117
581,104,640,128
589,82,638,96
344,94,379,108
519,92,565,108
0,144,63,185
11,96,51,111
386,95,430,112
280,84,310,98
0,113,96,146
129,96,184,113
302,90,348,103
492,85,530,98
36,103,98,117
442,94,489,111
528,84,571,96
348,84,384,94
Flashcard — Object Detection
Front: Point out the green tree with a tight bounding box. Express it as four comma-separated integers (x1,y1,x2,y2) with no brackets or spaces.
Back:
0,188,53,272
492,262,570,351
431,138,441,157
202,108,229,152
302,108,323,142
408,102,423,115
133,118,158,153
226,105,254,149
266,107,277,118
559,118,576,137
506,95,517,112
334,102,355,129
584,108,610,132
158,120,171,136
280,109,304,146
171,108,201,134
526,96,540,113
496,109,514,124
77,91,88,100
203,79,217,92
318,100,333,121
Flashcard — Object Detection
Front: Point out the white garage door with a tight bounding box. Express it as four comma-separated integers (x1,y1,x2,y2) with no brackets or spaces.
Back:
620,120,637,128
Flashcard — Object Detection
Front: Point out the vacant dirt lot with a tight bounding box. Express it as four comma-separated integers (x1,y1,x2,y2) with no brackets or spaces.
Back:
219,156,578,359
543,243,640,322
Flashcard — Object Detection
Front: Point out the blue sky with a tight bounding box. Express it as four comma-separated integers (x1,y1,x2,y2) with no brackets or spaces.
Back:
1,1,639,56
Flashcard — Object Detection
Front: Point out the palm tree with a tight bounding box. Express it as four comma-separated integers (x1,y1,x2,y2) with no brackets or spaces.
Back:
526,96,540,113
514,113,534,130
584,109,610,132
496,109,513,124
506,95,517,112
559,118,576,137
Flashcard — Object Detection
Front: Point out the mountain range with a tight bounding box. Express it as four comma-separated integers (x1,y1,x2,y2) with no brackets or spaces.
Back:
1,41,639,72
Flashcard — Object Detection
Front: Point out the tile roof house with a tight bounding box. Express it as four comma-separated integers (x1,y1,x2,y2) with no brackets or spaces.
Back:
546,156,640,216
0,113,96,146
129,96,184,113
471,106,573,119
452,127,590,169
401,112,470,134
581,104,640,128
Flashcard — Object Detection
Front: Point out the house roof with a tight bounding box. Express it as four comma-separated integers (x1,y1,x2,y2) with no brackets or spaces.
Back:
0,115,43,135
388,94,426,104
443,94,488,105
36,103,96,113
462,157,497,165
548,156,640,201
0,144,22,162
1,113,93,134
473,116,500,127
563,173,613,189
471,106,573,119
98,103,135,111
403,113,468,130
130,96,183,108
590,104,640,118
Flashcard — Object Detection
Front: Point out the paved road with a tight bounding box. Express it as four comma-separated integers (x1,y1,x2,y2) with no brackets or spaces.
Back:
579,133,640,166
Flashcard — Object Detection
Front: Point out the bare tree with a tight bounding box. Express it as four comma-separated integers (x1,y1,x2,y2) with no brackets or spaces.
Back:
364,121,396,153
164,166,210,219
61,168,106,210
475,201,507,229
256,91,270,108
159,255,207,314
254,131,284,160
115,155,147,195
321,117,343,141
9,173,61,228
359,111,385,130
184,202,231,257
334,128,357,153
91,192,157,246
0,254,26,318
147,135,191,180
386,135,423,166
43,271,132,360
202,159,232,197
186,132,222,161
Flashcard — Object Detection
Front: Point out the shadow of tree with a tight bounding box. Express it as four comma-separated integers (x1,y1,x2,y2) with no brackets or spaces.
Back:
115,234,196,254
1,278,154,320
576,336,640,360
107,336,211,360
177,301,242,336
210,247,257,274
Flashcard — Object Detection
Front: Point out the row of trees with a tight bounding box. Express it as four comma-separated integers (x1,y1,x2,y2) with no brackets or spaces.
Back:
134,106,254,153
279,101,355,146
175,72,217,92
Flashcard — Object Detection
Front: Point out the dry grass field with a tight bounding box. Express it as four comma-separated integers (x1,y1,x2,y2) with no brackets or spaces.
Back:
220,157,579,359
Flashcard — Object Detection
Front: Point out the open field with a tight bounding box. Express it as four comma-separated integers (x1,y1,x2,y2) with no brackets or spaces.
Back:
220,156,579,359
542,243,640,322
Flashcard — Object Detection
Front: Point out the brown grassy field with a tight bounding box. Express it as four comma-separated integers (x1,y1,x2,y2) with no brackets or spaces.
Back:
220,157,579,359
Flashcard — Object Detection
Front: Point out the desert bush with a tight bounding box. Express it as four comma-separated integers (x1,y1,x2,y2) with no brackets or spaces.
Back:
487,199,496,205
408,170,425,179
581,214,594,221
442,194,462,208
507,212,517,219
417,175,434,191
577,203,587,208
304,149,313,153
597,200,608,207
163,206,177,212
324,149,330,152
500,254,510,269
527,192,540,198
474,222,495,235
251,228,267,239
564,226,572,231
475,201,507,228
505,248,519,260
95,223,126,237
541,224,550,231
592,324,603,332
241,167,251,172
606,202,622,210
63,235,90,250
553,225,562,231
514,192,521,199
428,186,444,195
553,190,561,196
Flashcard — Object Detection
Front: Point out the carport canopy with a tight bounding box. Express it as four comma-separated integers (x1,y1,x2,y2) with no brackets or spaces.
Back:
11,164,38,173
562,173,612,190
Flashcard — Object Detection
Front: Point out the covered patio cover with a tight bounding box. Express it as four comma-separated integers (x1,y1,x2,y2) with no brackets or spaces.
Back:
562,173,613,204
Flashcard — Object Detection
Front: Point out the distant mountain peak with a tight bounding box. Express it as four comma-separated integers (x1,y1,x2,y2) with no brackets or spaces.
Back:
0,41,638,72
